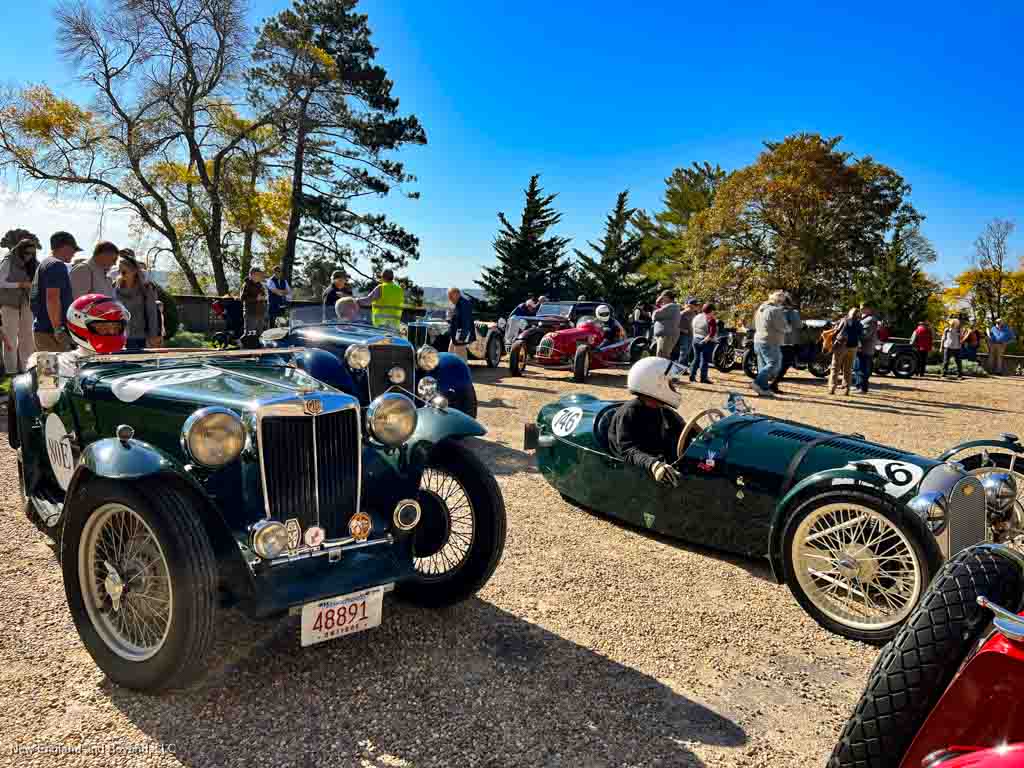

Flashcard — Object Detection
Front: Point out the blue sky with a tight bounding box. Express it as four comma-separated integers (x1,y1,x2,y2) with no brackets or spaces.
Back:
1,0,1022,289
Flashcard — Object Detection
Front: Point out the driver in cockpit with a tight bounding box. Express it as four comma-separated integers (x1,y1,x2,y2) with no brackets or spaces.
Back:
594,304,624,345
608,357,685,487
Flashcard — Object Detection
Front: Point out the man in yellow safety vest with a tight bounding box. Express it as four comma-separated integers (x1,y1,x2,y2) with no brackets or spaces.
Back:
358,268,404,330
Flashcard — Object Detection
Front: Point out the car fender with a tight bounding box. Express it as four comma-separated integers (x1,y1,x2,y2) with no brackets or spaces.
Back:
405,405,486,468
66,439,254,598
292,347,356,394
766,467,942,583
10,372,44,488
938,438,1023,463
431,352,473,400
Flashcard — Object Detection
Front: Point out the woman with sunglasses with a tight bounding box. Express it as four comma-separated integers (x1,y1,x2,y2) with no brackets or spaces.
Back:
0,236,40,373
113,250,162,350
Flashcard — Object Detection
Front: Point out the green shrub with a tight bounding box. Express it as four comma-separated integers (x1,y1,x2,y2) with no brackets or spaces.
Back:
926,360,988,377
164,330,211,349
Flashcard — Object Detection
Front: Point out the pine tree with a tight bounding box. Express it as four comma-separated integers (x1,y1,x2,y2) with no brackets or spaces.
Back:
855,228,939,336
572,191,657,315
477,175,573,313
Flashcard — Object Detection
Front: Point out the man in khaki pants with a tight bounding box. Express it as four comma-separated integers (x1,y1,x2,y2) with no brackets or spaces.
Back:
447,287,475,360
987,318,1016,374
30,232,80,353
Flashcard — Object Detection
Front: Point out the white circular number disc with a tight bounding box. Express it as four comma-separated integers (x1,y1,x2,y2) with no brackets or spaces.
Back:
551,407,584,437
45,413,75,490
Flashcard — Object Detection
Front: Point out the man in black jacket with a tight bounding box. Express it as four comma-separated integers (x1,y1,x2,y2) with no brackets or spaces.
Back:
608,357,686,487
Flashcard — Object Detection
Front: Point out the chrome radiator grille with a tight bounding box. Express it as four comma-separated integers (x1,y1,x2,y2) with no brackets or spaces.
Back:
259,405,360,540
368,343,415,399
947,476,987,555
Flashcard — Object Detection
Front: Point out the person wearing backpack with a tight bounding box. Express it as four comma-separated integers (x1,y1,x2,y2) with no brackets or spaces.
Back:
828,308,862,395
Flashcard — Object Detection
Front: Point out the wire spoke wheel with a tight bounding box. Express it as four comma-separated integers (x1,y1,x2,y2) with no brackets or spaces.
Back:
414,467,476,580
792,502,922,632
78,503,173,662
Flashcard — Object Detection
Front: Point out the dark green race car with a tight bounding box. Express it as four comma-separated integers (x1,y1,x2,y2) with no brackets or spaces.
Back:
524,391,1019,642
10,347,506,692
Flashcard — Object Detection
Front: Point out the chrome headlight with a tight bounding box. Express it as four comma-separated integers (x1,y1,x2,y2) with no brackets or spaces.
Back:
909,491,947,535
260,327,288,343
367,393,418,446
982,472,1018,517
251,520,288,559
417,376,438,400
417,345,440,371
181,407,245,468
345,344,371,370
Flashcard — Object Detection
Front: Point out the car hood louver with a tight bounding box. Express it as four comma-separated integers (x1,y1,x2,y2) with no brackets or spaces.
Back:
767,428,905,461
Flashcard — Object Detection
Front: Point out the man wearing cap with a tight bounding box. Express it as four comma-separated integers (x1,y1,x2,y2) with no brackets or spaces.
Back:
30,232,79,352
69,240,118,300
321,271,351,317
266,265,292,325
677,297,699,365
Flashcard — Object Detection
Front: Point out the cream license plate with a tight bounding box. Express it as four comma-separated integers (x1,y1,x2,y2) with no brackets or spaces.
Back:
300,586,384,647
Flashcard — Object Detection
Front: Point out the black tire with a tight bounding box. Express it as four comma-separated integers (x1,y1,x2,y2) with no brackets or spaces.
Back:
742,348,758,379
508,341,525,377
808,352,831,379
628,337,650,364
713,342,735,372
891,352,917,379
398,441,507,607
61,478,217,692
458,385,479,419
485,331,503,368
782,490,932,643
828,547,1024,768
573,346,590,382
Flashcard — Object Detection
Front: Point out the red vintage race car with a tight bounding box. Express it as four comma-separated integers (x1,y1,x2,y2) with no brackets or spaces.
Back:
829,543,1024,768
526,304,649,382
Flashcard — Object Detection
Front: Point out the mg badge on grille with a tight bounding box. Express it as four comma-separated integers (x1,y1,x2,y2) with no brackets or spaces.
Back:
964,484,975,496
303,526,326,548
348,512,372,542
285,518,301,552
303,398,323,416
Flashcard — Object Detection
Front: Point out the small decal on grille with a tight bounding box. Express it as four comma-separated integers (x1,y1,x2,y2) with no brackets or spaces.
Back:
304,526,326,548
285,519,301,552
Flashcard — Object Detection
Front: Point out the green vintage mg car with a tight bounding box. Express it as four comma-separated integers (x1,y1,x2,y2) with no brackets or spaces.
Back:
524,391,1019,642
9,347,505,691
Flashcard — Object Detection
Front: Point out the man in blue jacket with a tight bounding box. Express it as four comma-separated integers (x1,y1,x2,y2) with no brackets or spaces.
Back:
447,287,476,360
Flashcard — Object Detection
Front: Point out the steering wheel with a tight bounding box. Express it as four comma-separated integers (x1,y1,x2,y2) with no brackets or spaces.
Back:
676,408,726,460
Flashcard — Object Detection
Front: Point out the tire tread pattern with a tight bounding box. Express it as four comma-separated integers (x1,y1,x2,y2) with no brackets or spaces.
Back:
827,547,1023,768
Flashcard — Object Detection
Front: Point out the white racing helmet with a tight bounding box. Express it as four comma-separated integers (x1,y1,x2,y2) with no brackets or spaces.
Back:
595,304,612,322
626,356,686,408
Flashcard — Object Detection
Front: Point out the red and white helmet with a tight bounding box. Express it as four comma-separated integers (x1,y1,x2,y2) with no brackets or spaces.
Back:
67,293,129,354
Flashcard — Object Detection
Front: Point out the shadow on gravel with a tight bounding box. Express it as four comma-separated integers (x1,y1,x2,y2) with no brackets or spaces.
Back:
105,599,746,767
466,436,537,476
794,397,932,417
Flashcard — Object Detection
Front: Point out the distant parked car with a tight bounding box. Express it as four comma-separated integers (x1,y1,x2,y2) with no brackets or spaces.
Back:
404,308,505,368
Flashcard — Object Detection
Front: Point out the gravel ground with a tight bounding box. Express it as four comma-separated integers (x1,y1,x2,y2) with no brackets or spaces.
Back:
1,363,1022,768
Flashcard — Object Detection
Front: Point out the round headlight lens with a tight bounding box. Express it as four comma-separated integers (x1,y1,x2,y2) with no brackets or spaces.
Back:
182,407,245,467
909,491,947,535
388,365,407,385
252,520,288,559
417,345,440,371
345,344,371,370
367,393,418,446
981,472,1018,517
417,376,438,400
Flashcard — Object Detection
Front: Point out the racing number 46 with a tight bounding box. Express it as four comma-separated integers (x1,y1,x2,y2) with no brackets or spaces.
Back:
311,600,368,632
